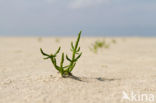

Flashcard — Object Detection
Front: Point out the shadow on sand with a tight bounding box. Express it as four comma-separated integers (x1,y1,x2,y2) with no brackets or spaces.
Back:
63,75,120,83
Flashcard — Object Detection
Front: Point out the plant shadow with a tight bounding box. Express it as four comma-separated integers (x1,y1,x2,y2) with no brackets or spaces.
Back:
96,77,120,82
64,75,83,82
66,75,120,83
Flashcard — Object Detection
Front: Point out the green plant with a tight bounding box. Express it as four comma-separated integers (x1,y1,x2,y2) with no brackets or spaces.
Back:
89,40,109,53
40,31,82,77
55,38,60,43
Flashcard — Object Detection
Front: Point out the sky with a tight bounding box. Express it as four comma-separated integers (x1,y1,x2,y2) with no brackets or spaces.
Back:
0,0,156,36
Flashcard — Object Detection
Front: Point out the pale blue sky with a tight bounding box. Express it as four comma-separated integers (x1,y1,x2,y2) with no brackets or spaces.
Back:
0,0,156,36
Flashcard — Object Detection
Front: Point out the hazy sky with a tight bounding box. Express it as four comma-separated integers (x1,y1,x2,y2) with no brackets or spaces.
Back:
0,0,156,36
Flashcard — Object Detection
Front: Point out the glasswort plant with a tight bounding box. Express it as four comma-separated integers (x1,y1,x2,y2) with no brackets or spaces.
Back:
40,31,82,77
89,40,109,53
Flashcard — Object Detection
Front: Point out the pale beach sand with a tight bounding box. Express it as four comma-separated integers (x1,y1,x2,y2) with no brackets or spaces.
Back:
0,37,156,103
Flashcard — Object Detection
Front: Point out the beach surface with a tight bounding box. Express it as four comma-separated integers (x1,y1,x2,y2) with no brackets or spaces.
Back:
0,37,156,103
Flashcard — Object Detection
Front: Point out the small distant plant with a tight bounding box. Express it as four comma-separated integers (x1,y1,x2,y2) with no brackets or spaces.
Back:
89,40,109,53
38,37,43,42
55,38,60,43
111,39,116,44
40,31,82,77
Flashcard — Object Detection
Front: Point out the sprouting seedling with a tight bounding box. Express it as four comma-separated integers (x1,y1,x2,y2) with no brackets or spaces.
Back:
40,31,82,77
89,40,109,53
55,38,60,43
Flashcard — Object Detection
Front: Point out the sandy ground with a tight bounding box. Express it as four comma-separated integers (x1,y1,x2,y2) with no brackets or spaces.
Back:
0,37,156,103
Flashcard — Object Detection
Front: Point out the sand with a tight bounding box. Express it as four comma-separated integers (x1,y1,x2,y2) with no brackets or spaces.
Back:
0,37,156,103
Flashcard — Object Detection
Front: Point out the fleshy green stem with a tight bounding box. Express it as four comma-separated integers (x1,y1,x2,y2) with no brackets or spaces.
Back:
40,31,82,77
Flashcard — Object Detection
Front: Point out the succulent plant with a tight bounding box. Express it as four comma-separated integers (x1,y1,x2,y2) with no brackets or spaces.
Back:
89,40,109,53
40,31,82,77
